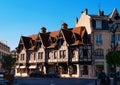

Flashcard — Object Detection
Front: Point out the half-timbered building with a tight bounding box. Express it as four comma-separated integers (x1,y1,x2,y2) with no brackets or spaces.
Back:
15,23,93,77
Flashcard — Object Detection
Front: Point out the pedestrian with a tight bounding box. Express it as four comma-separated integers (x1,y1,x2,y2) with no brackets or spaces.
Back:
100,71,106,85
105,76,110,85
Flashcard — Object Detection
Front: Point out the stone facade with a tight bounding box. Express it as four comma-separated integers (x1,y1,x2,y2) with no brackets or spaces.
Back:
76,8,120,76
0,41,10,58
0,41,10,69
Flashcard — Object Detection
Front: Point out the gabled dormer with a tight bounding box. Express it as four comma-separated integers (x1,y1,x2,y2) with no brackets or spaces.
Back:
59,23,73,46
109,8,119,20
34,36,42,51
108,8,120,30
17,36,26,53
56,32,64,49
71,34,76,43
35,27,51,49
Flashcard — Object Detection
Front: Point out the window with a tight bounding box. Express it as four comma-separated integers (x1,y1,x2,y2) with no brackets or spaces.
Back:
83,49,88,58
54,51,57,59
60,51,62,58
72,50,75,58
63,50,66,58
38,52,43,59
62,65,68,74
20,45,23,50
96,34,102,44
49,51,53,59
72,49,78,58
60,50,66,58
95,49,104,59
20,54,25,60
112,34,120,44
83,65,88,75
72,65,77,74
96,20,102,29
34,53,36,60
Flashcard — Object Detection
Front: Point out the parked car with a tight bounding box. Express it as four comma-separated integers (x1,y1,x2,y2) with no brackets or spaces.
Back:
29,70,44,78
45,71,60,78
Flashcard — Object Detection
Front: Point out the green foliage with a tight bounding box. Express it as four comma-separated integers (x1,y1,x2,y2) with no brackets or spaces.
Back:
2,55,16,74
106,51,120,66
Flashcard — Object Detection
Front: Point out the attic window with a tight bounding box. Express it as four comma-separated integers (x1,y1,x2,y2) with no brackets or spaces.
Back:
72,35,76,43
36,42,41,49
96,20,102,29
20,45,23,50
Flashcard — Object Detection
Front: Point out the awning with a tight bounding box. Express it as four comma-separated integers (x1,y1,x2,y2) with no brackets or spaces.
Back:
95,62,104,65
29,65,36,69
20,66,26,68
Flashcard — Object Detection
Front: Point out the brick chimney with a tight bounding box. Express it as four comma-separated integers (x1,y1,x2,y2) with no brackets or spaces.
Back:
61,22,68,29
41,27,46,33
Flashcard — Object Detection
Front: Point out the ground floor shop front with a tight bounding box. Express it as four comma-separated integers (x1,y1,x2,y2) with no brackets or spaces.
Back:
15,63,94,78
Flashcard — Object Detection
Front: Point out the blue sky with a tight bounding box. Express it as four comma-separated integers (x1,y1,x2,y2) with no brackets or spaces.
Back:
0,0,119,50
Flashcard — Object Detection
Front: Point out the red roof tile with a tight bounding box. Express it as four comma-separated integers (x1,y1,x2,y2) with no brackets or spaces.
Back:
72,26,86,38
29,34,38,40
50,30,59,38
17,26,90,51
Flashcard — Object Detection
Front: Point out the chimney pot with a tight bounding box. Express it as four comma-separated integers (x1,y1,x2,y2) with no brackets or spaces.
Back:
41,27,46,33
61,22,68,29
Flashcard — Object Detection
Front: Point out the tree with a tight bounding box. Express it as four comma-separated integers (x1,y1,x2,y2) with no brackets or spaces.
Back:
106,51,120,85
106,51,120,67
2,55,16,74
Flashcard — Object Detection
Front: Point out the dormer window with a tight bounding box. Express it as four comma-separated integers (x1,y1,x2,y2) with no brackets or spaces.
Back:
72,35,76,43
96,20,102,29
60,50,66,58
38,52,43,59
36,42,41,50
20,45,23,50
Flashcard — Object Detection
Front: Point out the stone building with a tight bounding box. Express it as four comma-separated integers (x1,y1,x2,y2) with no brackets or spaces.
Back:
76,8,120,76
0,41,10,68
0,41,10,57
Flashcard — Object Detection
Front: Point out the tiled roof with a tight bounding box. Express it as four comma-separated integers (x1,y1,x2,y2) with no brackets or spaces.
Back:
29,34,38,40
17,26,90,51
21,36,32,49
72,26,86,38
49,30,59,37
61,29,73,44
28,46,35,50
40,33,50,47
